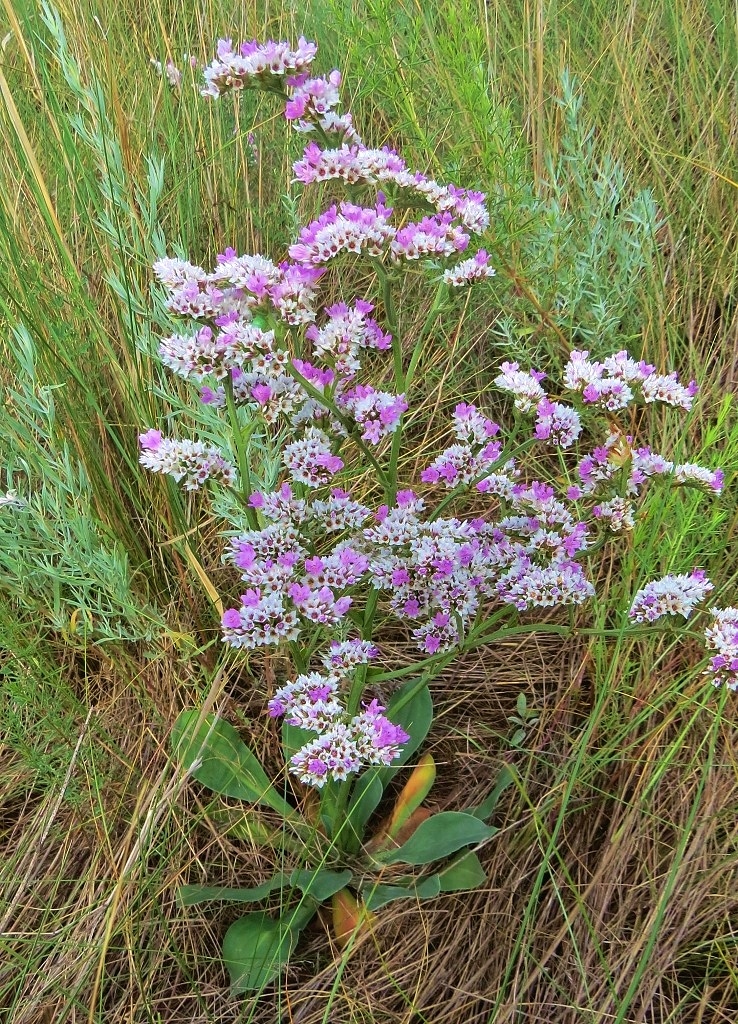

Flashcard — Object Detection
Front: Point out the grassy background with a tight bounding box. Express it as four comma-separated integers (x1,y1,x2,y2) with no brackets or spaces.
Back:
1,0,737,1021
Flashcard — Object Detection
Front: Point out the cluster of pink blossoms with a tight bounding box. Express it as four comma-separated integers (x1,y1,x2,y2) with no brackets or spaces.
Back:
265,640,408,787
202,37,359,139
139,35,734,796
563,349,697,411
629,570,714,623
138,430,235,490
704,609,738,690
421,403,502,489
220,482,371,650
364,484,593,653
292,143,490,236
202,37,491,282
565,434,723,532
493,350,722,533
626,574,737,691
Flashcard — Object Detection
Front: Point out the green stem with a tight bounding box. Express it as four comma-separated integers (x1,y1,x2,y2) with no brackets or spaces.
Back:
372,260,401,380
427,433,534,522
387,428,403,505
225,375,258,529
287,363,391,490
404,281,449,394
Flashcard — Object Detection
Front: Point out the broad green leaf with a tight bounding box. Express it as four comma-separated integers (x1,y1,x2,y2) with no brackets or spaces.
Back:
343,682,433,852
382,812,497,865
437,851,487,892
179,875,287,907
469,765,516,821
362,875,441,911
281,720,313,761
289,868,353,902
222,908,312,993
171,710,293,818
380,679,433,781
343,773,384,853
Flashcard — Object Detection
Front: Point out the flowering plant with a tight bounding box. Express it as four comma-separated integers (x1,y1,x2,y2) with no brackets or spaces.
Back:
139,35,731,993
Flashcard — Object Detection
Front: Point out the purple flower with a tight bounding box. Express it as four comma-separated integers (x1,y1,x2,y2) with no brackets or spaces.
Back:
443,250,496,286
494,362,547,412
139,429,163,450
629,571,714,623
201,37,318,98
283,428,345,486
534,399,582,448
289,199,395,266
139,433,236,490
337,385,407,443
390,212,469,261
704,608,738,690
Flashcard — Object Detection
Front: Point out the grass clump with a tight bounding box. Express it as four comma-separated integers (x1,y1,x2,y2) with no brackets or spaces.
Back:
0,1,737,1023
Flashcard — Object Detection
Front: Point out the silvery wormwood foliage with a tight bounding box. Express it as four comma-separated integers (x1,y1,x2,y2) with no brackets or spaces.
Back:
140,35,729,788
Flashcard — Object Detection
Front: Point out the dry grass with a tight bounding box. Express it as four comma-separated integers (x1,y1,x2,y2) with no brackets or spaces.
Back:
2,0,738,1021
2,633,737,1022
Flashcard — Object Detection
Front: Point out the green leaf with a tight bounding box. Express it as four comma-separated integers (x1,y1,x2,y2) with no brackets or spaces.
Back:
222,909,311,993
362,875,441,911
179,875,287,907
171,710,293,818
340,681,433,853
361,853,488,910
289,868,353,902
469,765,516,821
380,679,433,780
344,773,384,851
437,851,487,892
381,812,497,866
281,720,313,762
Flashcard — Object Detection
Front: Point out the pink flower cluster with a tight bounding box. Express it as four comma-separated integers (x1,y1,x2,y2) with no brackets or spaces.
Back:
566,434,723,532
563,349,697,411
365,486,592,654
305,298,391,374
337,385,408,444
421,403,502,488
443,250,496,287
201,37,318,98
494,362,547,413
629,570,714,623
220,484,371,649
704,608,738,690
138,430,235,490
492,351,721,533
293,143,490,235
154,252,325,326
265,641,408,787
288,199,395,266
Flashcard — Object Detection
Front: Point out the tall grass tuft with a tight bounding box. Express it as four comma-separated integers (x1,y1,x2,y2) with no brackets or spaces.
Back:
0,1,736,1022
